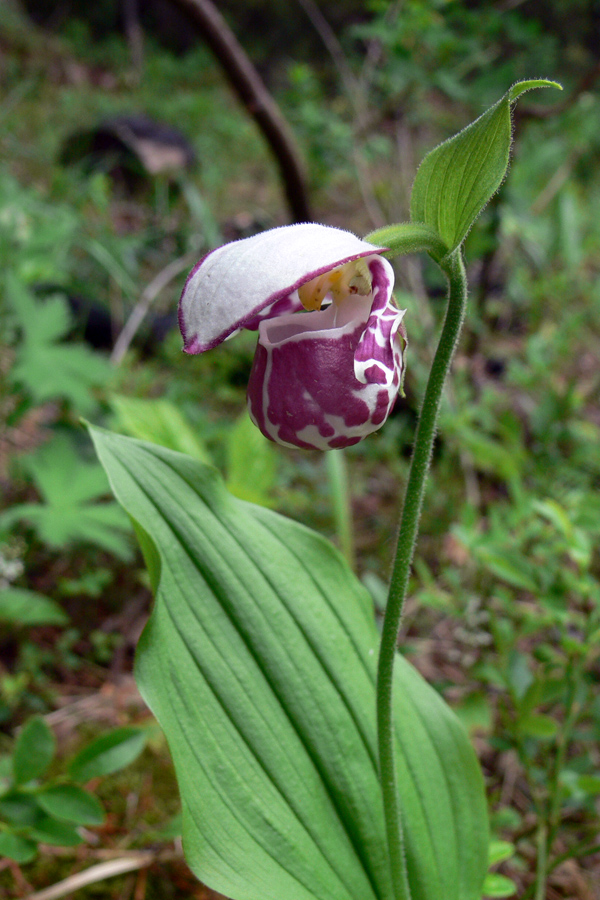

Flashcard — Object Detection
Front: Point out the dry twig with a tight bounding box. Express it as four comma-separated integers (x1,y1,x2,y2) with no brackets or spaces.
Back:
110,254,194,365
24,851,180,900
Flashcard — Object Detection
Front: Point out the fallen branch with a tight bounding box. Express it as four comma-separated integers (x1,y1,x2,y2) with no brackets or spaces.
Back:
168,0,312,222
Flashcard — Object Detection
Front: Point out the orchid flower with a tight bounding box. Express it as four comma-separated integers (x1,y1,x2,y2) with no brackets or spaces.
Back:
179,223,406,451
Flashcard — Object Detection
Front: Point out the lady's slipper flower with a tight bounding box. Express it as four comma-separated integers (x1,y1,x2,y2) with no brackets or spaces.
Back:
179,223,406,451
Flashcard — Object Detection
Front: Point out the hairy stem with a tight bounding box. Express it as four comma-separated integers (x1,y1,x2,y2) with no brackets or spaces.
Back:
365,223,449,262
376,250,468,899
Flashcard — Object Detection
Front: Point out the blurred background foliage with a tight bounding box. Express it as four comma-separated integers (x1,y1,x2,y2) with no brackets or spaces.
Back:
1,0,599,897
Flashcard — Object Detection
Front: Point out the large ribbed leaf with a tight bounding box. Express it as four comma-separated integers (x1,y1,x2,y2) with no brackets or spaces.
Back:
90,426,489,900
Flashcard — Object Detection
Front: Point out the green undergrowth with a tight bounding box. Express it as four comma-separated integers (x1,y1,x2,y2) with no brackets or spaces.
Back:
1,1,600,897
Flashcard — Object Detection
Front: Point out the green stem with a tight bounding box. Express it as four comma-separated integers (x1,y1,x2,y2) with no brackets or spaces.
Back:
326,449,355,569
521,837,600,900
534,654,585,898
376,250,468,900
547,657,584,847
534,822,548,900
548,839,600,873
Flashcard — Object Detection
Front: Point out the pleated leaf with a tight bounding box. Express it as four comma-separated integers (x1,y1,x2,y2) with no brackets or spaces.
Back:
90,426,489,900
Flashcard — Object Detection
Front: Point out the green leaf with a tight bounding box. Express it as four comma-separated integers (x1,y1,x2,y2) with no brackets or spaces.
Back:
154,811,183,841
533,499,573,538
68,727,148,783
36,785,105,825
226,412,277,506
28,816,84,846
0,831,38,863
488,839,515,866
0,792,41,826
453,692,493,736
506,651,534,702
110,395,212,464
0,753,12,791
518,713,558,739
482,873,517,898
507,80,561,102
9,283,71,346
13,717,56,784
410,80,561,253
7,275,110,414
12,344,111,413
0,588,69,626
451,427,523,487
477,548,537,593
576,774,600,796
0,171,78,284
0,434,132,558
90,427,489,900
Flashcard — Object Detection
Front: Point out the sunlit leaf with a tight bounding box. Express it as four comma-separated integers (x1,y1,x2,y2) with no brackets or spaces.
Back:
488,839,515,866
482,873,517,898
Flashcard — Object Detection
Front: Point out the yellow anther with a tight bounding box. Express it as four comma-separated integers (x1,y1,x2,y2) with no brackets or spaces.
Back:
298,259,372,311
298,272,331,310
347,259,372,296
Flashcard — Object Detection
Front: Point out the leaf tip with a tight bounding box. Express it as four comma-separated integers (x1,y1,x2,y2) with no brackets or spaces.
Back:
508,79,563,103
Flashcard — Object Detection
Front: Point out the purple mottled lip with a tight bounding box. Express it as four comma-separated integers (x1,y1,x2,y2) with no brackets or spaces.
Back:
246,257,405,451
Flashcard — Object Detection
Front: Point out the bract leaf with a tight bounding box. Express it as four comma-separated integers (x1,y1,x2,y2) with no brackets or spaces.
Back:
410,80,561,253
90,427,489,900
